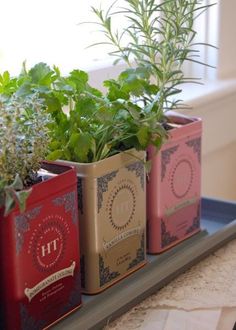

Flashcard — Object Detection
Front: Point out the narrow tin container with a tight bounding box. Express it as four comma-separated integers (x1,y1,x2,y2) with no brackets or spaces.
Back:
0,162,81,330
60,149,147,294
147,116,202,253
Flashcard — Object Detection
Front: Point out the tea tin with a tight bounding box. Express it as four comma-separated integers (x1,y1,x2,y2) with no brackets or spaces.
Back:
147,117,202,253
0,162,81,329
61,150,147,294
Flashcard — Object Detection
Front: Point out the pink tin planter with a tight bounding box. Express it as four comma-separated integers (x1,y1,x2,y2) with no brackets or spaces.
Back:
147,114,202,253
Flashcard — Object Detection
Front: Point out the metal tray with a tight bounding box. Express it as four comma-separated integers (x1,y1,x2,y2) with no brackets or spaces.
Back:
52,197,236,330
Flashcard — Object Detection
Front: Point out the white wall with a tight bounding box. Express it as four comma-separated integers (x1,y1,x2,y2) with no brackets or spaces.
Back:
218,0,236,79
202,141,236,200
183,80,236,201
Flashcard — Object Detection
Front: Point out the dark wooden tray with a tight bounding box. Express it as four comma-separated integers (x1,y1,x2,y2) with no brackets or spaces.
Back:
52,197,236,330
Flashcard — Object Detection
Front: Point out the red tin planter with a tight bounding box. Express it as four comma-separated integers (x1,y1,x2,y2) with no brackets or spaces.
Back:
0,162,81,330
147,115,202,253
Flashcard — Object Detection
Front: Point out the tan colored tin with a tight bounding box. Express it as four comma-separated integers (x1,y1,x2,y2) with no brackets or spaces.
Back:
59,149,147,294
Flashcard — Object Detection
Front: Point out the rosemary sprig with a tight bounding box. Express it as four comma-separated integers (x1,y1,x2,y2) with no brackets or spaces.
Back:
92,0,216,117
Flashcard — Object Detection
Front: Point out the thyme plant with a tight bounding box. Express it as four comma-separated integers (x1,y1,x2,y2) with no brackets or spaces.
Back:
91,0,215,119
0,93,51,215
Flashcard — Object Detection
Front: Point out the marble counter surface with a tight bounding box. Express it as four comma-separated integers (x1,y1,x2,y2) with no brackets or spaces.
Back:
105,239,236,330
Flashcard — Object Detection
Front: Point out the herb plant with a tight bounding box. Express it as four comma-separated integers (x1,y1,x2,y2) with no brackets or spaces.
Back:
91,0,215,119
0,93,51,215
49,68,168,162
12,63,166,163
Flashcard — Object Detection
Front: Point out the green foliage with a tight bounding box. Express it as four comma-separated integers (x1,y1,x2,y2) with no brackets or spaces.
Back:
13,62,166,163
91,0,215,116
0,93,51,215
0,1,214,214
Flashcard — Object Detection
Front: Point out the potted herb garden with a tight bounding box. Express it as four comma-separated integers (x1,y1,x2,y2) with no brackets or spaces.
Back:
0,0,215,328
14,63,166,294
0,0,213,299
0,93,81,329
91,0,214,253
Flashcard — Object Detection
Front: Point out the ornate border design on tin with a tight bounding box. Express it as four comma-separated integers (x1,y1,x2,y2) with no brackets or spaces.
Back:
186,204,201,235
170,159,194,199
161,220,178,249
61,268,81,314
77,178,83,215
126,161,145,190
161,145,179,181
15,206,42,256
127,233,145,270
20,303,47,330
97,171,118,213
108,183,136,231
53,191,77,224
99,254,120,287
80,255,85,289
186,137,201,163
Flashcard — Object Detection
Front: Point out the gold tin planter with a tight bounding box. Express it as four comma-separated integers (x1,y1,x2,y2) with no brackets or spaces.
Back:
59,149,146,294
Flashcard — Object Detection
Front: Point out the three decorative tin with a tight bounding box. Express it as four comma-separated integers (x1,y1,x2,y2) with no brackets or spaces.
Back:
147,116,202,253
0,162,81,329
0,116,203,327
60,149,147,294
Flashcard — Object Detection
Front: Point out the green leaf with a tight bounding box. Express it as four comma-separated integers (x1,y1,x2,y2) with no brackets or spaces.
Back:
135,67,150,79
151,135,164,149
53,65,61,77
68,133,80,148
90,138,97,159
96,106,114,122
118,69,136,81
126,103,141,120
3,71,10,84
0,71,19,95
137,126,150,147
144,83,159,95
3,184,32,216
15,82,32,97
9,174,24,191
72,132,93,162
49,141,61,150
115,109,129,121
4,190,15,216
47,149,64,160
63,148,72,160
70,70,88,82
28,62,54,85
104,79,129,101
74,97,96,117
99,143,112,160
45,95,64,114
144,160,152,174
87,86,103,98
68,70,89,92
15,189,32,213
